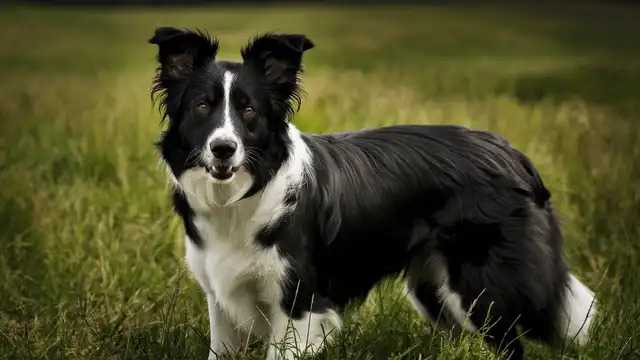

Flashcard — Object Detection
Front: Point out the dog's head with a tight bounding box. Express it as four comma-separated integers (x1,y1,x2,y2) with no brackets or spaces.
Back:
150,28,313,205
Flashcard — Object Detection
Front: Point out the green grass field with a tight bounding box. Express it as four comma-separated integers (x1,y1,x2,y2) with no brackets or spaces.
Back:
1,3,639,359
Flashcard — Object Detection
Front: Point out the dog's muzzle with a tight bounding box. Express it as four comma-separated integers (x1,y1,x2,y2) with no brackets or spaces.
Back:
206,138,240,181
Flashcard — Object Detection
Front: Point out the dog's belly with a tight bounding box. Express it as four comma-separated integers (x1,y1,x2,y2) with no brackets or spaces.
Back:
185,224,288,337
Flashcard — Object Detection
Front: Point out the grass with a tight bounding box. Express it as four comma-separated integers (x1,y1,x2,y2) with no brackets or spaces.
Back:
1,2,639,359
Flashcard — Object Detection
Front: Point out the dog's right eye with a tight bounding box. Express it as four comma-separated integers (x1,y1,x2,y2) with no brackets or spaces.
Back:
195,102,209,112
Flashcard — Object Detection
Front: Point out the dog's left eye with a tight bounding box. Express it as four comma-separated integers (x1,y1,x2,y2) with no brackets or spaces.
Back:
242,106,256,121
195,102,209,112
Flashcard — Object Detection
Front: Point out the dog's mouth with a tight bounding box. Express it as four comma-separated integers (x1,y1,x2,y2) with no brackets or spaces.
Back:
205,164,240,182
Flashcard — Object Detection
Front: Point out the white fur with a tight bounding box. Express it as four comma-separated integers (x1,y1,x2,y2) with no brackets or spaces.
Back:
406,287,431,320
202,71,245,181
437,280,478,332
406,253,477,332
558,274,597,346
179,166,253,209
181,123,337,359
253,124,313,228
268,308,342,360
206,292,241,355
222,72,235,130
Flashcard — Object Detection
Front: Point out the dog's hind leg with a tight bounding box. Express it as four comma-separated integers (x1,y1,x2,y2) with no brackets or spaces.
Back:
405,221,479,331
406,259,525,360
406,249,525,360
406,252,478,332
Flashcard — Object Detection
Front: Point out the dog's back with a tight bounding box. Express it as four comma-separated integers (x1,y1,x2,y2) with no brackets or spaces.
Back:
290,125,597,358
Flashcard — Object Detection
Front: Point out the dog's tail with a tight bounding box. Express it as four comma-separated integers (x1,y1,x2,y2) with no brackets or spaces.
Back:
556,274,597,346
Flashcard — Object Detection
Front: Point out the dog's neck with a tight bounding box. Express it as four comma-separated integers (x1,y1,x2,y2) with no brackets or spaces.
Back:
175,123,312,239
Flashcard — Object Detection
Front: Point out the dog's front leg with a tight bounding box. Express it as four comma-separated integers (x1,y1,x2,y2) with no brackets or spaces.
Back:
206,294,241,360
266,307,342,360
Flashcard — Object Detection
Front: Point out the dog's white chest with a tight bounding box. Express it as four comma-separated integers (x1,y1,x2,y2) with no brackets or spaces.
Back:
185,213,287,335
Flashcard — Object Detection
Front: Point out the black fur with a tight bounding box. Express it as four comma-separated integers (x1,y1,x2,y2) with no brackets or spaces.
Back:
271,127,568,359
150,28,575,360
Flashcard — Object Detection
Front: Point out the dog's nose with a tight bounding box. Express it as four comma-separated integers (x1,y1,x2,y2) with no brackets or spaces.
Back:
210,139,237,160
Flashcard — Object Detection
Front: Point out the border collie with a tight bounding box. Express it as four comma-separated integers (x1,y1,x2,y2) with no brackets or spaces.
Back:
149,28,597,360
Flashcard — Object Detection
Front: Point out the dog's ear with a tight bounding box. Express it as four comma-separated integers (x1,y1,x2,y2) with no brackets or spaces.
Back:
242,34,314,116
149,27,218,82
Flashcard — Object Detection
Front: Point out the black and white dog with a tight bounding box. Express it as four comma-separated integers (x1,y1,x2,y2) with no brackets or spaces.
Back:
149,28,597,360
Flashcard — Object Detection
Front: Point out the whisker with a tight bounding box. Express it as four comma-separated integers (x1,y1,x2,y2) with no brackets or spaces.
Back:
185,148,203,167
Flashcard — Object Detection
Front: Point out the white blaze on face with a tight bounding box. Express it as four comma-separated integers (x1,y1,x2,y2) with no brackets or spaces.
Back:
222,71,235,136
203,71,244,169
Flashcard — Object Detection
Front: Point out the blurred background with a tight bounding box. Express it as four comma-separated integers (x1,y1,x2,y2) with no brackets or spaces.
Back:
1,1,639,359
